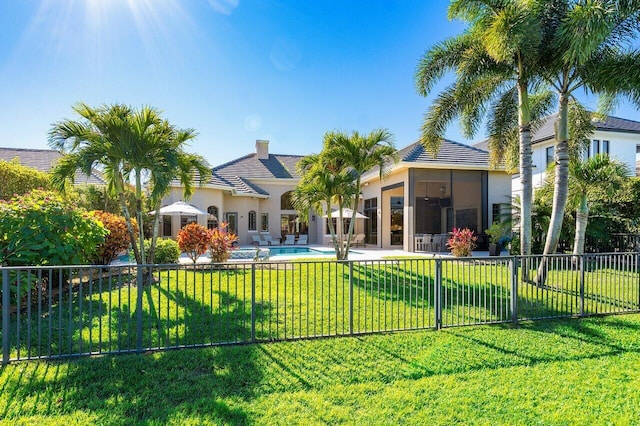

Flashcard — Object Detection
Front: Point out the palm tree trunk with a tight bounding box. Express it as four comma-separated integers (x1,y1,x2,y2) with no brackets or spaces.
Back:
135,171,146,265
573,196,589,255
343,177,362,260
147,203,162,264
115,176,141,264
517,79,533,257
537,94,570,286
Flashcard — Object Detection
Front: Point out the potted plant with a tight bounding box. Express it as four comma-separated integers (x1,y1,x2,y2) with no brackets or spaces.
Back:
485,222,510,256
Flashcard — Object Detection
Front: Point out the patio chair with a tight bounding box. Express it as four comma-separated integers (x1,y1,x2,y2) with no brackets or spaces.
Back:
251,235,268,246
284,234,296,245
262,233,281,246
351,234,366,247
296,234,308,245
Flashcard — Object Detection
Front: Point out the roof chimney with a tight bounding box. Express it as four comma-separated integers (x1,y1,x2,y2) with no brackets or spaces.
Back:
256,140,269,160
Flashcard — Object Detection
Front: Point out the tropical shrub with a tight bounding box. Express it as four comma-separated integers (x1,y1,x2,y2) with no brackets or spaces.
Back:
0,159,50,200
447,228,477,257
90,210,137,265
149,239,181,264
0,190,107,267
209,222,238,263
177,223,210,263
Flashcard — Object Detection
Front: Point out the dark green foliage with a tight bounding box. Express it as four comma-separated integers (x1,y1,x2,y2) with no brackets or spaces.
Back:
0,159,50,200
140,238,180,264
0,190,107,267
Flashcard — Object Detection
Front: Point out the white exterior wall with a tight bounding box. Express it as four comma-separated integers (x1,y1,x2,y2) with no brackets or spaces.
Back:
596,130,638,175
512,129,640,200
488,171,513,224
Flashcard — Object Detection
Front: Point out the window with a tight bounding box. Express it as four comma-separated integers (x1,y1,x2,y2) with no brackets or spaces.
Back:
248,210,257,231
325,217,351,235
592,139,600,155
162,216,172,237
207,205,219,229
492,204,501,224
364,197,378,245
602,140,610,155
181,215,196,229
280,191,294,210
546,146,555,167
224,212,237,234
261,213,269,232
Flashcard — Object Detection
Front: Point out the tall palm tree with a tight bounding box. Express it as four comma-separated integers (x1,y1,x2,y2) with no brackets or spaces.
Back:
322,129,397,256
49,103,209,265
417,0,546,255
569,154,629,255
537,0,640,258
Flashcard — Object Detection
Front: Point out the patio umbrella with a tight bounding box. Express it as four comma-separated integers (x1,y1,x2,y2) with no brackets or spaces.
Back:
322,208,368,219
153,201,207,216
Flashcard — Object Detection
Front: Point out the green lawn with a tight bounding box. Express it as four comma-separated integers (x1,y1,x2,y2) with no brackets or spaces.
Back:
1,314,640,425
5,256,639,360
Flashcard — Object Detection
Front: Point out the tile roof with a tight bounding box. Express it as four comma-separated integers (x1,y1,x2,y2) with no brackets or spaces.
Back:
172,153,304,197
398,139,490,167
473,113,640,150
0,147,106,185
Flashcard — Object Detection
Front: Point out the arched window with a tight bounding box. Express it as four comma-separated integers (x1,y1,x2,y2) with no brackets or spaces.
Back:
248,210,257,231
207,205,219,229
281,191,294,210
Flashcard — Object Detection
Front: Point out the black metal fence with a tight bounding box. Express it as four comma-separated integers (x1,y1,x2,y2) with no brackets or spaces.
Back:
2,252,639,363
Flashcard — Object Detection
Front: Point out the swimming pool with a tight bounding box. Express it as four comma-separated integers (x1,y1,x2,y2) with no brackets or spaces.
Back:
267,246,334,257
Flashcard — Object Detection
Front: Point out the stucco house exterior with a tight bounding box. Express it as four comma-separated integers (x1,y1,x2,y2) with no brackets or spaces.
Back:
359,140,511,252
163,140,310,246
163,139,513,251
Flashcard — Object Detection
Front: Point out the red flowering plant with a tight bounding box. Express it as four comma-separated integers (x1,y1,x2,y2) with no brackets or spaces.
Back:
446,227,477,257
177,222,211,264
90,210,137,265
209,222,238,263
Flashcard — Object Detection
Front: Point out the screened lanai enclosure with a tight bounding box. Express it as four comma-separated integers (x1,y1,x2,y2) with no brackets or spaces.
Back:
407,169,488,251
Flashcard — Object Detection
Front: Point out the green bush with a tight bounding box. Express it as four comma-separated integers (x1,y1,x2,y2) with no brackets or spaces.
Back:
0,190,107,267
0,159,50,200
132,239,181,264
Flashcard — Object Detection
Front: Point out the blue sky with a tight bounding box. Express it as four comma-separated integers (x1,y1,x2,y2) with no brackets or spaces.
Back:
1,1,638,166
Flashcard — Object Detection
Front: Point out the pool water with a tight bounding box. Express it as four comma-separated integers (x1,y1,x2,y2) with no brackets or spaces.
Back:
267,246,332,256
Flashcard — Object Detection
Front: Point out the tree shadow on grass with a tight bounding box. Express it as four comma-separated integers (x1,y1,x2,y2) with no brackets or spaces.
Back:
0,288,269,424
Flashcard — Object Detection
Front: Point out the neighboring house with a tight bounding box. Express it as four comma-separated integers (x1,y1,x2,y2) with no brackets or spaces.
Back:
0,147,106,185
474,114,640,199
360,140,511,252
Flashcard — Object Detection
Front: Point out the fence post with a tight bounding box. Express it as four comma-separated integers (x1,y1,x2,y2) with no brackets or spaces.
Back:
2,268,9,365
435,259,442,330
579,255,585,317
251,264,256,342
637,252,640,311
510,257,518,325
349,261,354,335
136,266,143,354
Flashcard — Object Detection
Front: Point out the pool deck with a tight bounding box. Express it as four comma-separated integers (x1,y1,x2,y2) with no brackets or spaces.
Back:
178,245,500,264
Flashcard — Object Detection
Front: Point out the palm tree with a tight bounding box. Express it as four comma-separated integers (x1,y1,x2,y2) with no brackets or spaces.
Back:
292,151,358,260
143,127,211,265
416,0,546,256
569,154,629,255
537,0,640,258
322,129,396,256
49,103,209,265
